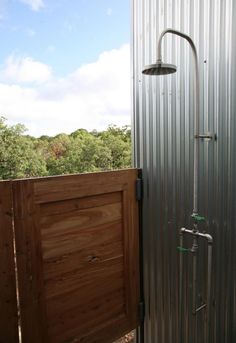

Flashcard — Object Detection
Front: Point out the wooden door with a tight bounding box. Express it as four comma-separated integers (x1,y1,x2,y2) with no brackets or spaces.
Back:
13,169,140,343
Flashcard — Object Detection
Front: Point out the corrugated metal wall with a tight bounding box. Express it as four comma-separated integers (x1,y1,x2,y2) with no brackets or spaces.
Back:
132,0,236,342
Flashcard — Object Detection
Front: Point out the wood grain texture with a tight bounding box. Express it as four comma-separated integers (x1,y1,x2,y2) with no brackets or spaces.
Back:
13,169,140,343
13,180,48,343
33,170,131,203
0,181,19,343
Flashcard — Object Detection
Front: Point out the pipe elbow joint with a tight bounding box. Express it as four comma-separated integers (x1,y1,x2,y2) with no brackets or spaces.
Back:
180,227,186,235
204,233,213,244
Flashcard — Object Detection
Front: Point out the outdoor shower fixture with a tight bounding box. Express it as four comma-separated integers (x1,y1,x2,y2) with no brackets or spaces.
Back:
142,28,213,342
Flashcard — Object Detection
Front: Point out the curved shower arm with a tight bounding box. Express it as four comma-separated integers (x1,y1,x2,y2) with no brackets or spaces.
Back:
157,28,200,215
157,28,198,64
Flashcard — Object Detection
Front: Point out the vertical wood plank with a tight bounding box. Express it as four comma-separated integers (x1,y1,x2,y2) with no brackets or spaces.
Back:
13,180,48,343
0,181,19,343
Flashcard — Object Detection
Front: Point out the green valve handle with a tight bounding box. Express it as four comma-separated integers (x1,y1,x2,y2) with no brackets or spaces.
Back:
191,214,206,222
177,246,190,253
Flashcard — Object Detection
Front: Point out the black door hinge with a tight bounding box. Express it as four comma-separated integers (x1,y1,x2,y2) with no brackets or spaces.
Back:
136,178,143,201
138,301,145,323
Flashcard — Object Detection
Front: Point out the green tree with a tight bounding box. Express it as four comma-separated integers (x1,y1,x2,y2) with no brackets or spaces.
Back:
45,133,72,175
0,117,47,179
77,134,112,172
0,118,132,179
45,131,112,175
99,125,132,169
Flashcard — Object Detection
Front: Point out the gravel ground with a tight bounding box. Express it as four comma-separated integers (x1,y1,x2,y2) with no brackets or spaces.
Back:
114,332,134,343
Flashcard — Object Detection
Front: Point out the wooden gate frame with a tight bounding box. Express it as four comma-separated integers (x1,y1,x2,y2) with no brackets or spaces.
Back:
0,169,142,343
0,181,19,343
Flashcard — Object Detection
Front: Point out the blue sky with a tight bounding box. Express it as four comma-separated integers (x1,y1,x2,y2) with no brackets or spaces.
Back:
0,0,131,136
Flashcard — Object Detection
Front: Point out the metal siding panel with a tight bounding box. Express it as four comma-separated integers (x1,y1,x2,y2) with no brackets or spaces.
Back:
132,0,236,342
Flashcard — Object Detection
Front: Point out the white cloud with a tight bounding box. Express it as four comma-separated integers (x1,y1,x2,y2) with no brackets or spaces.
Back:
0,45,131,137
1,55,52,84
19,0,44,11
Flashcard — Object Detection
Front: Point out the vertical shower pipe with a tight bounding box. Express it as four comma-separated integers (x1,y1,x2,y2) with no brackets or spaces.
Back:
179,230,184,340
157,29,200,219
157,29,200,343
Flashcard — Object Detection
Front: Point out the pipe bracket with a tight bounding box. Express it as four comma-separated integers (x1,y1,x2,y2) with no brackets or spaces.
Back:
194,132,217,141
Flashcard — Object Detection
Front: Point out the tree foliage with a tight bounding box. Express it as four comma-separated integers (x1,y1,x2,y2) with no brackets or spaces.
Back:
0,117,47,179
0,118,132,180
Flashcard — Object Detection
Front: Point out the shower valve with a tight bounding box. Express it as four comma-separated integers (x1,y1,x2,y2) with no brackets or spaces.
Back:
191,214,205,223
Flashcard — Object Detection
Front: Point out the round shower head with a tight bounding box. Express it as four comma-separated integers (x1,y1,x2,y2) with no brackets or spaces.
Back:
142,62,177,75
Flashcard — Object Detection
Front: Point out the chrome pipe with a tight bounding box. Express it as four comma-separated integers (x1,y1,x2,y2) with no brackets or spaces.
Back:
180,228,213,243
205,241,213,342
157,29,200,215
179,228,213,343
192,237,198,343
191,236,198,314
179,231,184,342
